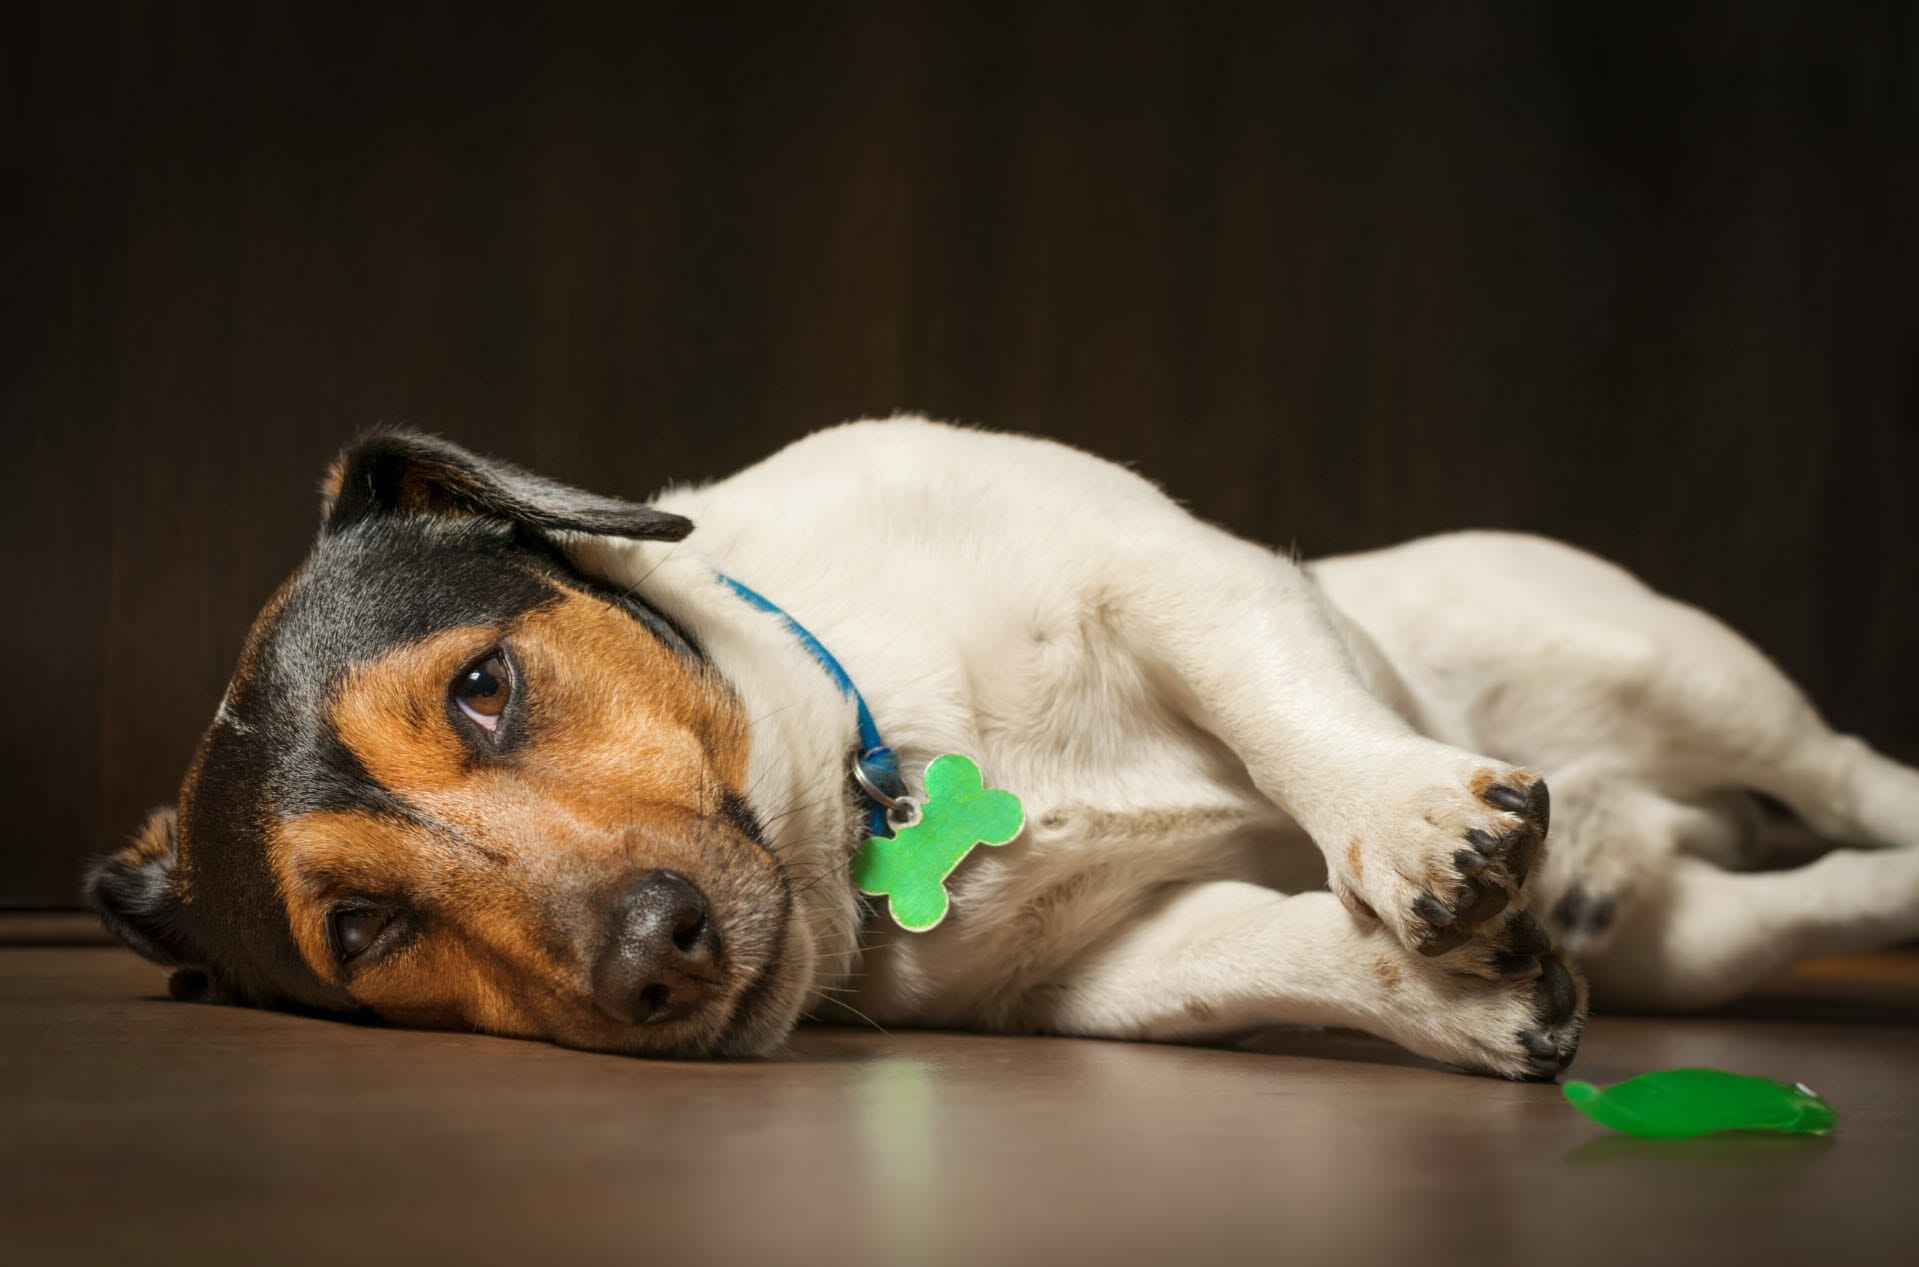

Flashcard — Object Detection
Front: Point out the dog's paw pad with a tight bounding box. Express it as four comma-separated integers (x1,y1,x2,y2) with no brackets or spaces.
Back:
1551,881,1616,934
1547,881,1621,955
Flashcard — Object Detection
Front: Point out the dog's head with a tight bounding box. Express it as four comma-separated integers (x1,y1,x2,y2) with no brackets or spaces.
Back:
88,431,807,1056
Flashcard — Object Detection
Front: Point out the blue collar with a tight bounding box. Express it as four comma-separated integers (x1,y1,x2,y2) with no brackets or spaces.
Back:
714,573,905,837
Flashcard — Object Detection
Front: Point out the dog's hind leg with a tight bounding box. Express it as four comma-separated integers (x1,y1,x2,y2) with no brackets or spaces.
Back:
1591,588,1919,851
1734,729,1919,852
1580,846,1919,1011
1528,775,1761,956
1028,882,1586,1081
1311,531,1919,856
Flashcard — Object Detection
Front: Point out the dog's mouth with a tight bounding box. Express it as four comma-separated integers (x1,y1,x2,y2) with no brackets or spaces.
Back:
698,885,803,1058
702,959,783,1056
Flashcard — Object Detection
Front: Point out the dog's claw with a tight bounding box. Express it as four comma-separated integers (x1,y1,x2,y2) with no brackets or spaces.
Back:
1514,1028,1568,1080
1531,956,1578,1020
1416,925,1472,957
1413,892,1455,928
1508,910,1552,956
1452,877,1509,925
1484,780,1551,833
1485,784,1530,812
1492,950,1543,980
1517,1028,1559,1060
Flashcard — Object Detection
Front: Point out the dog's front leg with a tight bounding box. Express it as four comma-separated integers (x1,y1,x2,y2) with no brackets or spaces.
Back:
1032,883,1584,1079
1118,534,1552,973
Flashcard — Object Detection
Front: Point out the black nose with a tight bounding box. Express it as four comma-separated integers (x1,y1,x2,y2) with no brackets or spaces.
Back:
592,870,723,1026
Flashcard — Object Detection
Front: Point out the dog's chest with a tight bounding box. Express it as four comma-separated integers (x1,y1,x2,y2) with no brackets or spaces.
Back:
859,607,1297,1018
847,786,1286,1026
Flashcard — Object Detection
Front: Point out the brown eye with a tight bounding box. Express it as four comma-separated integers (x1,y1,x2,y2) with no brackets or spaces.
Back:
453,653,511,732
330,907,394,962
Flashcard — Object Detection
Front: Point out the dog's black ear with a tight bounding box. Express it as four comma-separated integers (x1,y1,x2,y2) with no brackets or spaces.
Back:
86,807,197,970
319,429,693,541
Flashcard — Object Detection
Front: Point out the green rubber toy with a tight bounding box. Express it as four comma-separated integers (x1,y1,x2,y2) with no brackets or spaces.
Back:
853,754,1025,932
1563,1068,1837,1138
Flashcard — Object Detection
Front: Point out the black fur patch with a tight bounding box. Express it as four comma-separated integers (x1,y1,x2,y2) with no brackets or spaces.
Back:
324,429,693,542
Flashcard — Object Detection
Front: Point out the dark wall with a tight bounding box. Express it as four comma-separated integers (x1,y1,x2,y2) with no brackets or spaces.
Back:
5,2,1914,906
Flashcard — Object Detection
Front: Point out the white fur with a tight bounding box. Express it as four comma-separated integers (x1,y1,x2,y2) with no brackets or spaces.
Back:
574,418,1919,1077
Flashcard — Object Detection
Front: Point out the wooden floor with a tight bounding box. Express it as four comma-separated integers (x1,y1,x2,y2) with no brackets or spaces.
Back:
6,918,1918,1267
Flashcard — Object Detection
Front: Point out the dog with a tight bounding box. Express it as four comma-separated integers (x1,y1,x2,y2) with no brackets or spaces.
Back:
87,418,1919,1079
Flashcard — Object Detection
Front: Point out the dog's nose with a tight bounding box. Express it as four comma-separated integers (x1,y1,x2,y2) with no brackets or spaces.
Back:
592,870,722,1026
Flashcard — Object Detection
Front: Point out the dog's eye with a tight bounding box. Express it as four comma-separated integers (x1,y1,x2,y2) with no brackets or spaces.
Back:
453,653,511,732
330,907,394,962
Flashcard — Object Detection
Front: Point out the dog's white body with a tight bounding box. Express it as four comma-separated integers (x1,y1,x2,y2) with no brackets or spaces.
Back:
577,418,1919,1076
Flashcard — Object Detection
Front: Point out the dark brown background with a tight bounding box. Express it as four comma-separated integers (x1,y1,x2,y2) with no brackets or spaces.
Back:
4,2,1914,907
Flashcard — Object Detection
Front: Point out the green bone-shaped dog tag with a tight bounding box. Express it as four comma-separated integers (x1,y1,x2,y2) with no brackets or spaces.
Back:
853,754,1024,932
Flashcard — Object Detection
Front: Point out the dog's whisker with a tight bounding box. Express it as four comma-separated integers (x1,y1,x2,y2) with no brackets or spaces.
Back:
807,993,886,1035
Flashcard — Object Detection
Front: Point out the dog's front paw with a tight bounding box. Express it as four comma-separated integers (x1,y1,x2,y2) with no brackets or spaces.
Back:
1331,753,1551,967
1483,944,1587,1081
1389,928,1588,1081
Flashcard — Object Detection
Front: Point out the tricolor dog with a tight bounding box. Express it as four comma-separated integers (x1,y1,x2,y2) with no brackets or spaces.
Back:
89,420,1919,1079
